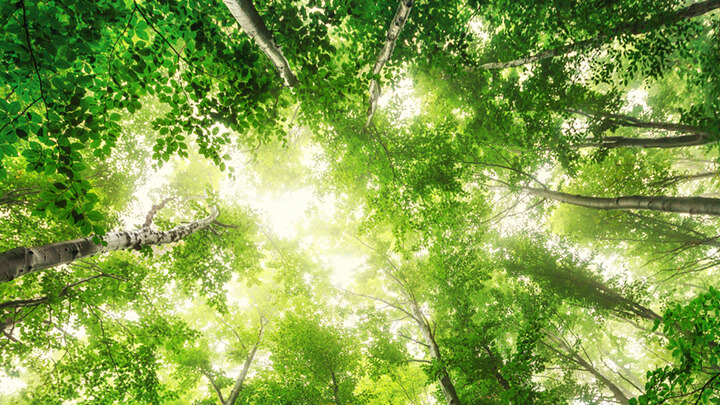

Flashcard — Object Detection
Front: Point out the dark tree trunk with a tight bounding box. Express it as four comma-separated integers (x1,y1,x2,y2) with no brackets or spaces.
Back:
524,187,720,216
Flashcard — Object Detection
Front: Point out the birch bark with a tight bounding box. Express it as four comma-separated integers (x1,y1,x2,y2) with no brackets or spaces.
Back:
0,209,219,283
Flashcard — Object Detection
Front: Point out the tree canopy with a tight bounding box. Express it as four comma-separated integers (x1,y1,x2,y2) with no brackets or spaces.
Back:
2,0,720,403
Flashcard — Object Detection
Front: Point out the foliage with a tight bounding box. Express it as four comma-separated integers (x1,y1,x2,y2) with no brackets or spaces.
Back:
2,0,720,403
632,288,720,405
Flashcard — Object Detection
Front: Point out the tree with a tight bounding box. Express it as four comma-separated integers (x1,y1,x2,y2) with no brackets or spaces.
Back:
523,186,720,216
341,236,463,405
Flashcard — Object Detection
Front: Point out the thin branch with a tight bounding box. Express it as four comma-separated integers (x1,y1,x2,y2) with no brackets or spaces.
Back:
398,331,429,347
336,286,413,318
20,0,48,119
143,197,175,228
0,97,41,135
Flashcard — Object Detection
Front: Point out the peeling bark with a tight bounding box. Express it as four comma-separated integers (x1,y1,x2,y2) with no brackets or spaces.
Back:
364,0,413,129
524,187,720,216
410,302,462,405
478,0,720,70
223,0,298,87
0,208,219,284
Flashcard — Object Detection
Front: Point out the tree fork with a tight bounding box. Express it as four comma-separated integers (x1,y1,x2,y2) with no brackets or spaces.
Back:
364,0,414,129
0,208,219,283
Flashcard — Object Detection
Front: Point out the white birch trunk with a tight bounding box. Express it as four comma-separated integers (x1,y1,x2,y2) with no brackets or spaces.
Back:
364,0,413,129
0,209,219,283
223,0,298,87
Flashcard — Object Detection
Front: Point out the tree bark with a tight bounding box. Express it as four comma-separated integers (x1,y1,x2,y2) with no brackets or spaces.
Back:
410,302,462,405
0,209,219,283
222,0,298,87
478,39,593,70
524,187,720,216
478,0,720,70
364,0,413,129
226,323,264,405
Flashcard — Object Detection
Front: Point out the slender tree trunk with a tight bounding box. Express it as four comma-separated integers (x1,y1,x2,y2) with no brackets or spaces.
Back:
656,171,720,188
570,109,707,135
202,370,227,405
330,370,341,405
410,302,462,405
524,186,720,216
569,110,713,148
0,209,219,283
577,133,710,149
478,0,720,69
478,39,594,70
545,334,630,405
365,0,413,129
481,345,510,389
222,0,298,87
226,324,265,405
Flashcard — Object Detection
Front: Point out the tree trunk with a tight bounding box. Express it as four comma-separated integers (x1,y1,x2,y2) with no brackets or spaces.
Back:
478,0,720,69
364,0,413,129
569,110,713,148
222,0,298,87
330,370,341,405
570,109,707,135
410,302,462,405
226,324,265,405
0,209,219,283
202,370,227,405
545,334,630,405
481,345,510,390
524,187,720,216
577,133,710,149
655,171,720,188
